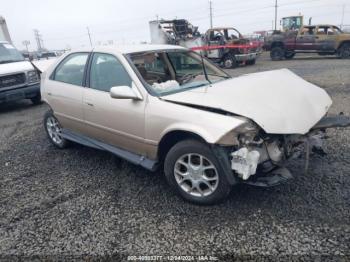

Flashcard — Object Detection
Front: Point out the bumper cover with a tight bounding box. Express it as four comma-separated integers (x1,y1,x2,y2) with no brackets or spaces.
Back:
235,52,257,61
0,83,40,103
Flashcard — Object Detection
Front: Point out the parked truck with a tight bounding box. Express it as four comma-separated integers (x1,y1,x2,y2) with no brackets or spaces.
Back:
265,24,350,60
0,16,41,104
150,19,258,68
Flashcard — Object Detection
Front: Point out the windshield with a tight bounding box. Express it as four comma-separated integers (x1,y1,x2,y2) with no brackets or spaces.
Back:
0,43,24,64
128,50,230,96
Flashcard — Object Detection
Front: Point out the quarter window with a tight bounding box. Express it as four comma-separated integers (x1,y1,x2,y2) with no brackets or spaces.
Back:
53,53,88,86
89,53,132,92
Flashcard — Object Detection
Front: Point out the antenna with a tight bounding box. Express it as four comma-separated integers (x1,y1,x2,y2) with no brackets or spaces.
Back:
87,27,93,47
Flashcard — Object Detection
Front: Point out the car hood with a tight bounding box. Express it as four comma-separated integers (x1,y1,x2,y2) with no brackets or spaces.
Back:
162,69,332,134
0,61,34,75
31,58,57,73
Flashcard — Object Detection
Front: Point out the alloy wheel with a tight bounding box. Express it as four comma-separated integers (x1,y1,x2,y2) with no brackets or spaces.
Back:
174,153,219,197
46,116,63,145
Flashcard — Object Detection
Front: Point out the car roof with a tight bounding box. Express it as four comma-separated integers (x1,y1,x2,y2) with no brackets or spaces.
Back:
92,44,186,54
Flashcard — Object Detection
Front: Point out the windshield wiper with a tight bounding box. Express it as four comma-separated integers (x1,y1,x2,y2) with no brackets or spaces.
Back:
200,52,211,84
206,73,231,79
179,73,201,84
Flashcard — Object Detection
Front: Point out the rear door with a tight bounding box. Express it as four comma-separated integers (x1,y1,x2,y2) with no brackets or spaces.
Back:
83,52,146,155
315,26,337,52
295,26,317,50
46,52,90,133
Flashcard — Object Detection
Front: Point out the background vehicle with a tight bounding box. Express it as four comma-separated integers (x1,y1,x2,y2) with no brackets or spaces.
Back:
265,24,350,60
149,19,258,68
41,45,350,205
0,16,41,104
0,41,41,104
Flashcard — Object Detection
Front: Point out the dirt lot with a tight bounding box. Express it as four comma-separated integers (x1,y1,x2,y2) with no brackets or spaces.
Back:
0,53,349,260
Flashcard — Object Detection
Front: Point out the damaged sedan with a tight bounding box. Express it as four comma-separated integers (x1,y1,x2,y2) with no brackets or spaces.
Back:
41,45,350,205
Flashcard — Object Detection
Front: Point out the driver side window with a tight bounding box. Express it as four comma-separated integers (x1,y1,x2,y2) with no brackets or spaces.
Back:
89,53,132,92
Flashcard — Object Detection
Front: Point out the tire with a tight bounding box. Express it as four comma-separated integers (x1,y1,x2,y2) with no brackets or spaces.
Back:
164,139,232,205
31,93,42,105
284,51,295,60
44,110,69,149
270,46,285,61
222,54,237,69
338,43,350,59
246,59,256,65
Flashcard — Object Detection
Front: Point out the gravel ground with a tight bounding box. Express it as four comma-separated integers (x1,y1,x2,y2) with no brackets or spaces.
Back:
0,53,349,261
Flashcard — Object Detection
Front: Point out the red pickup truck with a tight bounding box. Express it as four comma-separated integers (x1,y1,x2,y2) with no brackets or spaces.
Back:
264,25,350,60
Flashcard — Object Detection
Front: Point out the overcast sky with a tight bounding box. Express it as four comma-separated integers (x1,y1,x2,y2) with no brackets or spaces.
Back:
1,0,349,51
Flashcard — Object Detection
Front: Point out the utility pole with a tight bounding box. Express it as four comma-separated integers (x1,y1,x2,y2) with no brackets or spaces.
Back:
209,0,213,29
87,27,93,47
341,4,345,29
156,14,159,22
274,0,278,31
33,29,43,51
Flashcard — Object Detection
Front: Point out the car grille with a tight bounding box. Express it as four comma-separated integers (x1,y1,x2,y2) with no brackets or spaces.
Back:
0,73,26,89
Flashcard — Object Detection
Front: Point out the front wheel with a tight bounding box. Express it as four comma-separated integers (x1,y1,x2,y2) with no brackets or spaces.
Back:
270,47,285,61
31,93,42,105
164,140,232,205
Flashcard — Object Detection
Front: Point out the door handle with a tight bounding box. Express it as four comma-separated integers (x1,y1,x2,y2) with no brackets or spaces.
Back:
47,92,52,96
86,102,94,107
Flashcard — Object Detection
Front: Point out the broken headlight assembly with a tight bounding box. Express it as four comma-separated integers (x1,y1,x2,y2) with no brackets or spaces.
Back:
235,120,262,146
27,70,40,84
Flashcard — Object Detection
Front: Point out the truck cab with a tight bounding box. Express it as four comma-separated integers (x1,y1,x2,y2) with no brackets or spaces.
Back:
266,24,350,60
0,41,41,104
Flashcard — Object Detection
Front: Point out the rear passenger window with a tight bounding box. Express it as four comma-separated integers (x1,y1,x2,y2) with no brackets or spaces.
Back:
89,53,132,92
53,53,88,86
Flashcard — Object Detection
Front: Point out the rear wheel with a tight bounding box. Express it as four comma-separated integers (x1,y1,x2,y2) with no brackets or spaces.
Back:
164,140,232,205
44,110,69,149
338,43,350,59
222,54,237,69
270,46,285,61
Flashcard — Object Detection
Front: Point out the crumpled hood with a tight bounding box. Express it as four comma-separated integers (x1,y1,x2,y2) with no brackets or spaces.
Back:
162,69,332,134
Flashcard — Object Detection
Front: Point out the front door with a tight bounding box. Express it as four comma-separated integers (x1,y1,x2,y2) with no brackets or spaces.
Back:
83,52,146,155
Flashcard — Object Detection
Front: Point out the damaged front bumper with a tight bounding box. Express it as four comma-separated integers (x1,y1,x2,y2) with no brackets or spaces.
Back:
228,115,350,187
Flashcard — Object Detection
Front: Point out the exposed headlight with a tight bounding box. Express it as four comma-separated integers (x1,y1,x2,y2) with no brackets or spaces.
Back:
236,121,261,145
27,70,40,84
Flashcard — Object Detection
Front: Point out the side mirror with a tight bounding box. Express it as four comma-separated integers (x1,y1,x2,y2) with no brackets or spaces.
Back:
110,86,140,100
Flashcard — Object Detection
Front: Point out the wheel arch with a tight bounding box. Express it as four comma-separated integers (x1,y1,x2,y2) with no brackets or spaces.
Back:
338,40,350,49
157,130,207,162
271,41,285,49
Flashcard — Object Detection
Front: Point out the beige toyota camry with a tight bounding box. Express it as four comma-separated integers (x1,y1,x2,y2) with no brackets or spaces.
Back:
41,44,350,205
